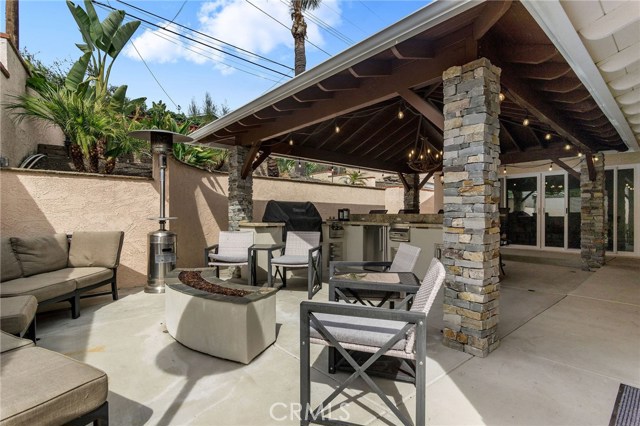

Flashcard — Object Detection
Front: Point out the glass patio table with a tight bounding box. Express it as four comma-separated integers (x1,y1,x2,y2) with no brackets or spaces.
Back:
328,271,421,310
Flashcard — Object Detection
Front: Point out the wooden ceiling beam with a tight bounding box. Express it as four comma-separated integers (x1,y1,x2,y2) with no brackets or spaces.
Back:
273,98,313,111
397,88,444,131
498,44,558,64
586,154,596,181
330,104,394,151
517,63,571,80
253,107,292,119
473,0,512,39
560,100,599,113
252,148,271,171
497,63,595,153
550,157,579,180
240,44,472,143
317,75,360,91
349,60,393,77
391,39,435,59
549,90,591,104
500,145,581,164
501,121,524,152
238,116,275,126
293,86,334,102
347,114,409,154
372,125,419,159
418,172,435,190
241,141,263,179
536,77,582,93
362,117,417,157
272,144,406,173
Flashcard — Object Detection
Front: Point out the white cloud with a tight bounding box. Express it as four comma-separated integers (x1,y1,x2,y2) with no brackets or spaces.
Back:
124,0,343,73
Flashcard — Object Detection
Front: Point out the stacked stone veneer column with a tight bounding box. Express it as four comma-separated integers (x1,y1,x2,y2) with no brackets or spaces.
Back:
580,153,605,270
404,173,420,211
228,145,253,231
441,58,501,357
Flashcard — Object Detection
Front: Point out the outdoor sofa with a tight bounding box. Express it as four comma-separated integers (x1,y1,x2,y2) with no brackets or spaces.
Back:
0,231,124,319
0,330,109,425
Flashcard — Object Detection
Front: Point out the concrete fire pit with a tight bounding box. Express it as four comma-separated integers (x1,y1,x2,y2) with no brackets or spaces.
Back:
165,268,277,364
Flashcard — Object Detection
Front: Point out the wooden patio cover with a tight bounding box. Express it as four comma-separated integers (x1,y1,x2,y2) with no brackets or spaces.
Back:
190,1,629,180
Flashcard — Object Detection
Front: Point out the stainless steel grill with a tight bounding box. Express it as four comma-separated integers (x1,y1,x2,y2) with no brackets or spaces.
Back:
389,223,410,242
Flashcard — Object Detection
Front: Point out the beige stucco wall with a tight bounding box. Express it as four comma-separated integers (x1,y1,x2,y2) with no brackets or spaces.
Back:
167,157,385,268
384,186,436,214
0,37,65,167
0,168,158,287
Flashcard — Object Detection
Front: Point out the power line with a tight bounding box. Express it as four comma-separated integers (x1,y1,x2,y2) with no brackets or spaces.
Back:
129,40,179,109
92,0,292,77
93,2,283,83
114,0,293,72
168,0,187,23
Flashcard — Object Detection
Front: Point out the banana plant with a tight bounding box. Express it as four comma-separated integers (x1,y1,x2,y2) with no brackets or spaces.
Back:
66,0,140,99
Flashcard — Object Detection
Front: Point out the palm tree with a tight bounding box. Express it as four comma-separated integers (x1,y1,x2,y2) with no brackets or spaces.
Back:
290,0,321,76
342,170,368,186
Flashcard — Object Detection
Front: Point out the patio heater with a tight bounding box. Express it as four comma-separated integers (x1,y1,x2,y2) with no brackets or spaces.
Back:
129,130,193,293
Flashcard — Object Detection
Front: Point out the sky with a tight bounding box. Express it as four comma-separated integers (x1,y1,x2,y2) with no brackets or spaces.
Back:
4,0,430,113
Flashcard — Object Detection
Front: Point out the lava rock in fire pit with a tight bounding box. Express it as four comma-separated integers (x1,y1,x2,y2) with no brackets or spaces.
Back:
178,270,251,297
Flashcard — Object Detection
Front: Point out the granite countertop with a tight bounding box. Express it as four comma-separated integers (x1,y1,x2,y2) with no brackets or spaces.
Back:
336,221,442,228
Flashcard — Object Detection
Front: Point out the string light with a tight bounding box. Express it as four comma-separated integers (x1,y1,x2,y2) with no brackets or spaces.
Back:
548,163,553,171
297,159,301,168
578,152,583,157
289,138,294,146
522,117,530,126
499,93,505,102
334,124,340,134
397,109,404,120
503,166,507,174
564,143,571,150
545,133,552,141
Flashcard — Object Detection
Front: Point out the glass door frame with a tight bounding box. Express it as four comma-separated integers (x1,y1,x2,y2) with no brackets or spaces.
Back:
606,164,639,256
541,172,570,251
501,171,579,251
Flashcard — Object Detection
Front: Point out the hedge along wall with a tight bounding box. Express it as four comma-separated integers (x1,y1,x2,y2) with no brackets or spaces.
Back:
167,157,385,268
0,168,159,287
0,159,385,288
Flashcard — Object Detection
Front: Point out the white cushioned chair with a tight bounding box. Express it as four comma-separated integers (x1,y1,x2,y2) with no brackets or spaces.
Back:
204,231,254,279
268,231,322,299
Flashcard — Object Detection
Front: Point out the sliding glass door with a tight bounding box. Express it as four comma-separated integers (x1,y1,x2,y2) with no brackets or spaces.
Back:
506,176,538,246
543,175,565,248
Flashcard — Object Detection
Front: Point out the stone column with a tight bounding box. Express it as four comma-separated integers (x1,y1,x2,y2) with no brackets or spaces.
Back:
580,153,605,270
228,145,253,231
403,173,420,211
441,58,501,357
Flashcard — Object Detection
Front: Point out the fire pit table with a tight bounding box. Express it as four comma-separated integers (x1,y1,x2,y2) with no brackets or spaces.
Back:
165,268,277,364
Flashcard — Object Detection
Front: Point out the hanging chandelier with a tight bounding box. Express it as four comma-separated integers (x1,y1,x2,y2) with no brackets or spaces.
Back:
407,117,442,173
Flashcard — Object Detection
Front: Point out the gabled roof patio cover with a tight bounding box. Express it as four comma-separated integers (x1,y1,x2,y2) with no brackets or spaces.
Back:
190,0,638,178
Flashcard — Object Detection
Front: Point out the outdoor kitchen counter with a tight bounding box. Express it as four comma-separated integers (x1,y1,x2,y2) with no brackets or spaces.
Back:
238,222,285,228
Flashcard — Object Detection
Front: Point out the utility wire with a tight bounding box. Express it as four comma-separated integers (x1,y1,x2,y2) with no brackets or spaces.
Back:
92,0,292,77
94,2,283,83
168,0,187,23
129,41,179,109
115,0,292,71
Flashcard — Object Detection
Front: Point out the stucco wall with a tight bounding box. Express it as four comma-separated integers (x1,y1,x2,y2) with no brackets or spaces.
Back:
168,157,385,268
0,36,64,167
0,169,158,287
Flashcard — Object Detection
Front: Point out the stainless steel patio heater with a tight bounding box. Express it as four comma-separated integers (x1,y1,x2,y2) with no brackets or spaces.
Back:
129,130,193,293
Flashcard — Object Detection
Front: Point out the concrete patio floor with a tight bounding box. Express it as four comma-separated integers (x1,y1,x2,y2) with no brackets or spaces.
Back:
35,257,639,425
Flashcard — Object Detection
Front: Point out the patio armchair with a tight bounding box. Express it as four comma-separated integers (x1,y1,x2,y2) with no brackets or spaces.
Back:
268,231,322,299
204,231,254,279
300,258,445,426
329,242,422,307
329,242,421,276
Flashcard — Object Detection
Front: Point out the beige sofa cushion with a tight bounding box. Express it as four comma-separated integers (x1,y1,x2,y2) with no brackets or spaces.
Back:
10,234,68,277
0,347,108,426
68,231,123,268
0,331,34,354
44,267,113,289
0,296,37,335
0,272,75,302
1,238,22,282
